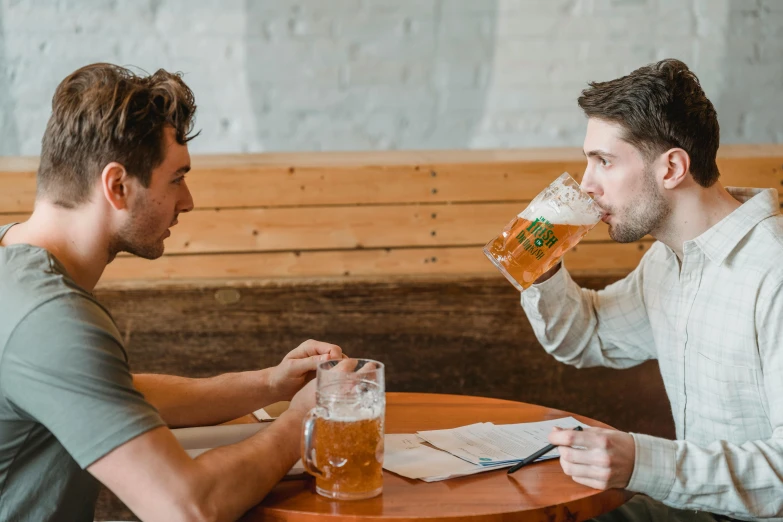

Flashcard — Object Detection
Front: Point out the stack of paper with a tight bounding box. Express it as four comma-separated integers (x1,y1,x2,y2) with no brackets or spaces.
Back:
382,416,588,482
383,434,510,482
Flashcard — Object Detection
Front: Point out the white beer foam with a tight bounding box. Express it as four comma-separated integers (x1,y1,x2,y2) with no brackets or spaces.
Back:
519,182,601,226
321,394,384,421
324,414,383,422
542,202,599,226
323,406,383,422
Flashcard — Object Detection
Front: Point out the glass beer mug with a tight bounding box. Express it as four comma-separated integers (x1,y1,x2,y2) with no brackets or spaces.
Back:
483,173,602,292
302,358,385,500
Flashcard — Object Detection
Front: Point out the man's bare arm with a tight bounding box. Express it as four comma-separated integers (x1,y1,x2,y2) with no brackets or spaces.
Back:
133,339,343,428
132,370,280,428
89,401,308,522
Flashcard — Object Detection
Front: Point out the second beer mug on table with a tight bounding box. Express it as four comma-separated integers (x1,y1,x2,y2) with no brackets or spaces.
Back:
483,173,602,292
302,358,385,500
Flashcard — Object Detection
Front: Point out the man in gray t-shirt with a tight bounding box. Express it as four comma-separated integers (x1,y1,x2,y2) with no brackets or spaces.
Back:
0,64,343,521
0,227,165,520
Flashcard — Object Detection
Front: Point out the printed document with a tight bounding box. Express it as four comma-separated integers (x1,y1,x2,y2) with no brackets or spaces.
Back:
383,433,511,482
416,416,588,466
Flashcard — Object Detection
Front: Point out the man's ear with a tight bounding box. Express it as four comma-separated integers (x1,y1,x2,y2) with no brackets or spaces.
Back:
101,162,132,210
661,148,690,190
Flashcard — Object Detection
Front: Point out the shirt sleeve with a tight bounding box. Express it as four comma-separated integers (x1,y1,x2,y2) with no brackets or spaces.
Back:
626,277,783,519
0,293,166,469
520,250,658,369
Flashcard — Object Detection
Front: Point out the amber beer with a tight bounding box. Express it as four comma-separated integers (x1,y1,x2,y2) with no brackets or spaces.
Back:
303,359,386,500
312,414,384,499
485,217,595,289
483,173,601,292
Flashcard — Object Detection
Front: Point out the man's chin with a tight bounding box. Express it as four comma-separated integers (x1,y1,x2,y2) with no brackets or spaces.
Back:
608,225,645,244
126,242,166,260
139,248,165,260
109,233,167,262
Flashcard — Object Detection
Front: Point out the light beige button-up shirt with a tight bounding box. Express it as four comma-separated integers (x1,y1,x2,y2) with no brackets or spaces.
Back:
520,187,783,520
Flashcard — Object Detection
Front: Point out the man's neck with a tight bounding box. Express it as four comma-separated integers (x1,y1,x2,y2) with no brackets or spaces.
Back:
4,202,110,292
653,180,742,260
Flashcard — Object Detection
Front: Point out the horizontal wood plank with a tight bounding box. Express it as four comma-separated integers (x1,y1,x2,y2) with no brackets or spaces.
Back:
1,204,632,254
178,154,783,209
99,241,652,283
0,170,36,213
2,144,780,171
161,205,621,253
2,146,781,213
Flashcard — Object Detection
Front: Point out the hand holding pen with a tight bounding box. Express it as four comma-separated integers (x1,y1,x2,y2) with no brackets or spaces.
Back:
507,426,583,474
546,425,636,490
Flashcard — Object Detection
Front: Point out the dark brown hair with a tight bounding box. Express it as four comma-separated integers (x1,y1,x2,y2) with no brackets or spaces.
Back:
37,63,199,208
578,58,720,187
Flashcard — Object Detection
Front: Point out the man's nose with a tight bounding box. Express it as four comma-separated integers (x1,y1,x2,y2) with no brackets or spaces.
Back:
580,166,599,198
179,184,195,214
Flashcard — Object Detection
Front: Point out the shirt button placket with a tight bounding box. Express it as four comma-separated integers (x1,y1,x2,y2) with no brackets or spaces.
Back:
678,246,703,440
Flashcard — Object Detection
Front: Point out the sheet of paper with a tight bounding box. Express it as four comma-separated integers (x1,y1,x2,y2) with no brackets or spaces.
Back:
417,422,520,465
496,416,585,459
253,401,290,421
172,423,269,448
383,434,510,482
417,416,588,466
171,423,305,475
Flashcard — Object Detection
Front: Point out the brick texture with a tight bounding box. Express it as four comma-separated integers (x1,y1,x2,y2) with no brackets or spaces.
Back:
0,0,780,155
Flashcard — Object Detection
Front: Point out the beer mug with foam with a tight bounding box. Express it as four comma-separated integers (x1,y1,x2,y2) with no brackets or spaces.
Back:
483,172,602,292
302,358,385,500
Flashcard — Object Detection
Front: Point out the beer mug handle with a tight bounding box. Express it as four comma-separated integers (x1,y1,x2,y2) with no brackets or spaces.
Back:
302,407,325,479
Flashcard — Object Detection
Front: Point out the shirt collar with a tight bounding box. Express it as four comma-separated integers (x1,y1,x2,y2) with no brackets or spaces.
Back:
691,187,780,265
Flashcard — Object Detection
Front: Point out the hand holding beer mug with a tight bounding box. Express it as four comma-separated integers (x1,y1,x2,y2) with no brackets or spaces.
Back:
483,173,602,291
302,358,385,500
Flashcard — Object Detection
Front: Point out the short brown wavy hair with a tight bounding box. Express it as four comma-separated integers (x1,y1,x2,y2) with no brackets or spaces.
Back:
37,63,199,208
578,59,720,187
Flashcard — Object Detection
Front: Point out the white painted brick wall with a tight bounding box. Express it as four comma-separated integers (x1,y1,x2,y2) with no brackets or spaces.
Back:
0,0,780,155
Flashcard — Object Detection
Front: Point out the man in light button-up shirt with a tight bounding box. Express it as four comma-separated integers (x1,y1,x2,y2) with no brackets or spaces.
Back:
520,59,783,521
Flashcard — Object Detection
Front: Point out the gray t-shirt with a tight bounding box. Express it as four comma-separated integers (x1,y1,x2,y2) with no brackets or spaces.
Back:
0,223,165,521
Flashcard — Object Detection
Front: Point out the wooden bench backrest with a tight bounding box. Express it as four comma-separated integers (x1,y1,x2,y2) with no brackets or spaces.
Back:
1,146,781,284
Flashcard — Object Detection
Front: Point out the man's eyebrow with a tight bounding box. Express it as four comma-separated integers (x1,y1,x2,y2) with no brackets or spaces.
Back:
583,149,616,159
173,165,191,176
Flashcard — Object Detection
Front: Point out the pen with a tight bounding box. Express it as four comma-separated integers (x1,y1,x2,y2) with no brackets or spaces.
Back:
507,425,583,475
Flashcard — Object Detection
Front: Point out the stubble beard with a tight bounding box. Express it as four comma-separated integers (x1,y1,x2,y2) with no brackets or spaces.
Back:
107,197,168,262
608,164,671,244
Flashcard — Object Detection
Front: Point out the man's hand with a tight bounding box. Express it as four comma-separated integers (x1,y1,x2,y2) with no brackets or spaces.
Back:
548,426,635,490
269,339,343,401
289,378,318,415
288,358,372,416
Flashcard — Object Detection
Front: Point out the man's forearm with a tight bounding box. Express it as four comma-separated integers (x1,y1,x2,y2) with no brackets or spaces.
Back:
193,409,305,521
521,262,654,369
89,408,308,522
133,370,282,428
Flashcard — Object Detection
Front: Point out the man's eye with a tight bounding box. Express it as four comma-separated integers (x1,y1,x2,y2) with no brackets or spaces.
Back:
599,157,609,167
173,177,185,185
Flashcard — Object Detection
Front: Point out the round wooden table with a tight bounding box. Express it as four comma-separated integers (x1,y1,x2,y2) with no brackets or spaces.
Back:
241,393,630,521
